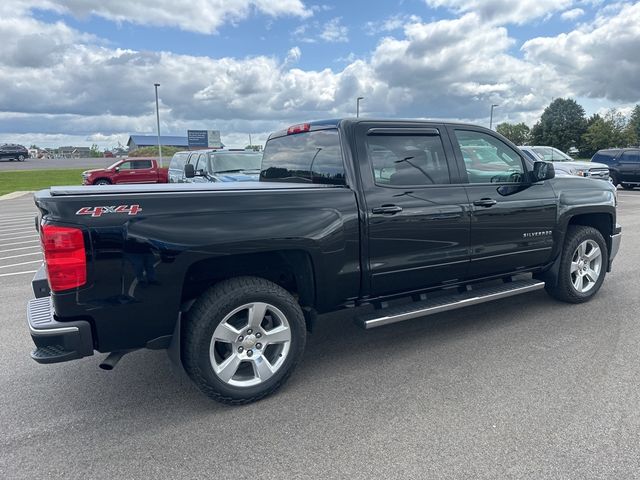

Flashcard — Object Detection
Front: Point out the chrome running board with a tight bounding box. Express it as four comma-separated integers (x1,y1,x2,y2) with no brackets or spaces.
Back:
357,279,545,329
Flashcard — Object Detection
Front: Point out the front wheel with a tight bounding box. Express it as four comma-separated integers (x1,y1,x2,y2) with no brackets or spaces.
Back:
546,226,608,303
621,183,635,190
183,276,306,405
18,155,25,161
94,179,111,185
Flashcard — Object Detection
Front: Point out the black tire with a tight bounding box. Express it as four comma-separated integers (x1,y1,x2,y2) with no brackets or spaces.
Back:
94,179,111,185
610,173,619,187
545,225,608,304
621,183,634,190
183,276,306,405
18,155,25,162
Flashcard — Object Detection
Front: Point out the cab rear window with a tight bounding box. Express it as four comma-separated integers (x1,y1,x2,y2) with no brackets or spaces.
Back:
260,130,345,185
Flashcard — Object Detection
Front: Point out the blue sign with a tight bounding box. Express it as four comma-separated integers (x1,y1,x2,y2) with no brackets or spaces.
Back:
187,130,208,148
188,130,222,148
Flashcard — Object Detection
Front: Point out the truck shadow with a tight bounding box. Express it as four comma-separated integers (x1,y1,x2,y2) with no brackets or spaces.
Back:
33,289,574,419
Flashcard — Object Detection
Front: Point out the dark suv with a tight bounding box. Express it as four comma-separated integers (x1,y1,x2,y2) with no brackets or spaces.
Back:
0,144,28,162
592,148,640,189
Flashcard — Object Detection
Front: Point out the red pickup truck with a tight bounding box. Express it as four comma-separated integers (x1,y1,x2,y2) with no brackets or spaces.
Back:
82,158,168,185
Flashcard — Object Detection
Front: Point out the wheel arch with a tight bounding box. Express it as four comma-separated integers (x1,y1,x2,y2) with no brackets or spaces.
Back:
538,210,614,288
180,249,316,317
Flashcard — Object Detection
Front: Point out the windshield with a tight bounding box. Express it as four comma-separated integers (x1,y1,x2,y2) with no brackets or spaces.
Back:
211,153,262,173
532,147,573,162
107,160,122,169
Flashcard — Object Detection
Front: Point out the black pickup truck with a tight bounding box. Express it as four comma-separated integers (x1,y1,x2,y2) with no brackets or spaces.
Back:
27,119,621,404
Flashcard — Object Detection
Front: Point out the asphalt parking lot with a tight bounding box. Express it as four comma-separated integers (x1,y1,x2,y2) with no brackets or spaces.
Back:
1,191,640,479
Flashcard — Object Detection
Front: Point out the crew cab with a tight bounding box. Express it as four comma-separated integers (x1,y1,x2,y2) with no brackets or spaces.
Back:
27,119,621,405
81,158,168,185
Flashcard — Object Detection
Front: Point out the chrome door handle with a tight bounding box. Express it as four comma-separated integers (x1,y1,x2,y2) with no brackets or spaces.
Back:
473,198,497,207
372,205,403,215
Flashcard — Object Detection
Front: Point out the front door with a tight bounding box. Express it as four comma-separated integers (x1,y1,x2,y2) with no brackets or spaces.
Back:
357,123,471,297
447,127,558,279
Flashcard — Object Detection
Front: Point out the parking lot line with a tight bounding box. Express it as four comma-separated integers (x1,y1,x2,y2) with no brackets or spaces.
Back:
0,269,37,278
0,228,36,237
0,252,42,261
0,245,42,253
0,234,39,242
0,239,40,247
0,260,42,269
0,215,36,222
0,221,35,228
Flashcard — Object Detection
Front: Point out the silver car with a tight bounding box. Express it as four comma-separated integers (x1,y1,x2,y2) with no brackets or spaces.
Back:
519,146,611,181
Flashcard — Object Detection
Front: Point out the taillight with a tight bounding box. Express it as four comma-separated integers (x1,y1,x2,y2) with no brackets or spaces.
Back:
41,225,87,292
287,123,311,135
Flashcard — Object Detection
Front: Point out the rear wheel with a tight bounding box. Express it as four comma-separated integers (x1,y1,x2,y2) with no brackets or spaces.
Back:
18,155,25,162
621,183,635,190
183,276,306,405
545,226,608,303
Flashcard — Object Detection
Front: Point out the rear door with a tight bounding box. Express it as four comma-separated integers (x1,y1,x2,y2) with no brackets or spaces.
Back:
356,123,471,296
448,127,558,279
618,150,640,182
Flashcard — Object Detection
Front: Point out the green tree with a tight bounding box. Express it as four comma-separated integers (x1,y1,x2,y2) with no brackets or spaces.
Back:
626,104,640,146
496,122,531,145
89,144,102,158
581,109,633,157
531,98,587,152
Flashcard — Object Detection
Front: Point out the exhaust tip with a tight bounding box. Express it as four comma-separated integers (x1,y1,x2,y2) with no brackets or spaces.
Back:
99,349,136,370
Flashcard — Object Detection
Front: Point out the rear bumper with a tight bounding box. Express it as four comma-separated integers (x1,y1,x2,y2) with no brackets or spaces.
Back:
27,296,94,364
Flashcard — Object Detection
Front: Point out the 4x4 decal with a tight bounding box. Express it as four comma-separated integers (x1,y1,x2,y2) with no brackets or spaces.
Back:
76,205,142,217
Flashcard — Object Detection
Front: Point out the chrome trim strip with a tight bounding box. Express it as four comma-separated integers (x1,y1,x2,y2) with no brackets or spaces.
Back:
361,281,545,329
28,322,79,336
471,247,552,262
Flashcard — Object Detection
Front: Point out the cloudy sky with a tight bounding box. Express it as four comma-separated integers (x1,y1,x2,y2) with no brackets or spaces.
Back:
1,0,639,149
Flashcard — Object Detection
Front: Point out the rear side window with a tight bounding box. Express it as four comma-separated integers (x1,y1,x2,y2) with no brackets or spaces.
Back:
620,151,640,163
261,130,345,185
366,134,451,186
132,160,152,169
170,152,188,170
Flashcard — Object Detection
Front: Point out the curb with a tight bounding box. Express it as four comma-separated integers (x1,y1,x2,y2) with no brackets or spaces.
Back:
0,191,34,201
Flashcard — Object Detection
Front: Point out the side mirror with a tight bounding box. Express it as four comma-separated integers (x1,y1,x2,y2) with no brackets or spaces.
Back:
532,161,555,182
114,167,120,172
184,163,195,178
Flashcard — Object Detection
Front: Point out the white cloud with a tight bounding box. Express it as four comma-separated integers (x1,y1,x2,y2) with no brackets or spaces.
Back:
561,8,585,20
364,14,422,35
7,0,311,34
1,1,639,149
424,0,574,24
319,17,349,42
285,47,302,65
523,2,640,102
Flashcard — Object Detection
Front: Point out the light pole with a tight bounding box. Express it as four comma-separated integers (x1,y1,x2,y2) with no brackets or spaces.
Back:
489,104,499,130
356,96,364,118
154,83,163,167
